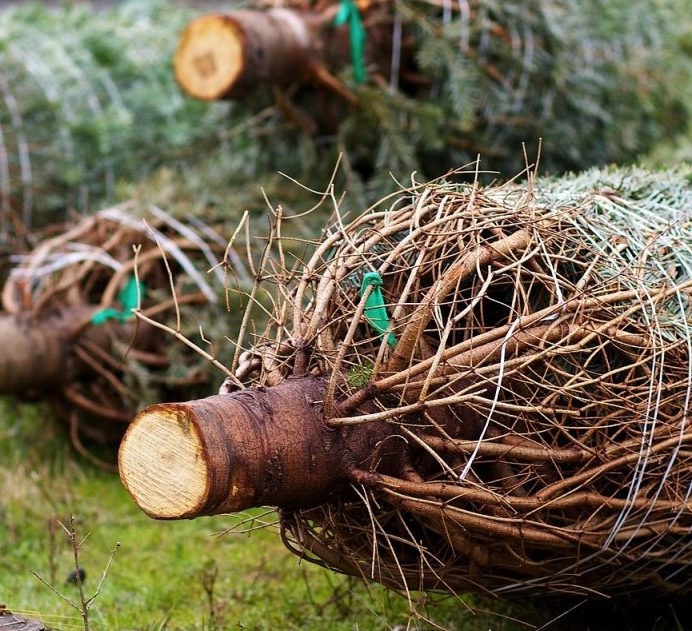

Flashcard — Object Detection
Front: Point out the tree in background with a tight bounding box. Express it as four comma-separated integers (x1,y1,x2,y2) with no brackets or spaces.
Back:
0,0,687,243
175,0,689,198
0,1,231,233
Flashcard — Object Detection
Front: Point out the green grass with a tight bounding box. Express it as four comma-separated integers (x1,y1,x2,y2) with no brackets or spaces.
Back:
0,400,496,630
1,399,689,631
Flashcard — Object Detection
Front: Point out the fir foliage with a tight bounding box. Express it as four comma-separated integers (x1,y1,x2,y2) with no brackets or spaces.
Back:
339,0,688,187
0,0,231,231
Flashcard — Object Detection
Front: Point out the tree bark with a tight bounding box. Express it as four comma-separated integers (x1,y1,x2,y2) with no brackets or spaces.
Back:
175,10,325,100
119,376,393,519
0,307,127,396
174,7,391,100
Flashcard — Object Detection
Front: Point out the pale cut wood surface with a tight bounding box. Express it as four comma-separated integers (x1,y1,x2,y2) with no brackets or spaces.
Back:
119,407,209,519
174,15,244,100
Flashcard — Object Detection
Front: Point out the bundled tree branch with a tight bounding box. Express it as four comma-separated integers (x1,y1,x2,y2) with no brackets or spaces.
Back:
1,202,234,463
121,164,692,600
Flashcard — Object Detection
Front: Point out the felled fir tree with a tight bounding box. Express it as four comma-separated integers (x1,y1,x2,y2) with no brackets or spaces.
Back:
174,0,688,197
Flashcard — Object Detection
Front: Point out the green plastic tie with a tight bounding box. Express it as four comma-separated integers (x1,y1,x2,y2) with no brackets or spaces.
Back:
360,271,396,347
334,0,367,84
91,275,144,325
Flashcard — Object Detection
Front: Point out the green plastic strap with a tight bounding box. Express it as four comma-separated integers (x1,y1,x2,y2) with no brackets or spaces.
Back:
118,275,141,313
90,307,125,326
360,271,396,346
334,0,367,84
91,274,145,325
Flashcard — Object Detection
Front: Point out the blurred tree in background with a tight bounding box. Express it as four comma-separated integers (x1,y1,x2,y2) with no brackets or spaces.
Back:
0,0,688,242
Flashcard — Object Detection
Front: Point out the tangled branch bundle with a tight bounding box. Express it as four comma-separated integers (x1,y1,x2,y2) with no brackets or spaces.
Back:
1,203,230,466
121,166,692,599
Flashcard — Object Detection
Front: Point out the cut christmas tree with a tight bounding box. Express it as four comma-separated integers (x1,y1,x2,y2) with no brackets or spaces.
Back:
121,164,692,599
174,0,688,185
0,202,240,468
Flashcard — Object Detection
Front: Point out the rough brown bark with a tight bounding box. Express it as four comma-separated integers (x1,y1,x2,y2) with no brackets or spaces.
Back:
0,307,89,395
119,376,393,519
174,7,392,100
0,307,129,396
174,10,327,99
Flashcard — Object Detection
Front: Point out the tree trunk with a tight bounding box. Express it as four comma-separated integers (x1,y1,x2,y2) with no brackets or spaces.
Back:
174,7,391,100
119,376,392,519
0,307,126,396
